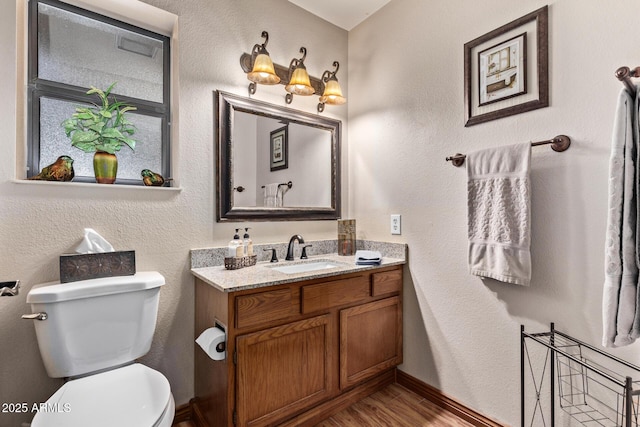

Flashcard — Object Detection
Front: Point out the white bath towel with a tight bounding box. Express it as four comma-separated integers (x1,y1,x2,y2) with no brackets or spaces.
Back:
263,183,279,207
467,142,531,286
602,86,640,348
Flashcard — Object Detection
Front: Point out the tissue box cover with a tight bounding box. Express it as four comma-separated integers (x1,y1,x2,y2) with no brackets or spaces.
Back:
59,251,136,283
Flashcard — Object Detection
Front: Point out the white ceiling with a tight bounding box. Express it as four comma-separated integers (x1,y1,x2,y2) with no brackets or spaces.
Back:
288,0,391,31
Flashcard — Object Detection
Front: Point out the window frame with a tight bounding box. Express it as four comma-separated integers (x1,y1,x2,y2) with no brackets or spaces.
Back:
27,0,171,185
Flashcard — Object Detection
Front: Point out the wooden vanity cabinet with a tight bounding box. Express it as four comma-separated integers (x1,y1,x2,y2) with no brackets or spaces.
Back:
340,296,402,389
193,265,403,427
236,315,333,427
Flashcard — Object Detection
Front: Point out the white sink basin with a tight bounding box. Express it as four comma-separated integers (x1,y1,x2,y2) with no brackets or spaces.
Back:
269,260,344,275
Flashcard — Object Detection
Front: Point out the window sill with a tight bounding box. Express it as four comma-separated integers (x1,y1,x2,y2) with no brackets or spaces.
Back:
11,179,182,192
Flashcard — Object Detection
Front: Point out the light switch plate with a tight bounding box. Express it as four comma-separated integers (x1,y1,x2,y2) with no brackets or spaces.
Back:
390,214,401,235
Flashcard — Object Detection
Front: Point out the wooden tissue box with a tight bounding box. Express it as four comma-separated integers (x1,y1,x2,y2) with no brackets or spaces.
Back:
59,250,136,283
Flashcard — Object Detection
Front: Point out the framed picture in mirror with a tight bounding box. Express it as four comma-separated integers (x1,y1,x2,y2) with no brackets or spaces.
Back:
270,126,288,171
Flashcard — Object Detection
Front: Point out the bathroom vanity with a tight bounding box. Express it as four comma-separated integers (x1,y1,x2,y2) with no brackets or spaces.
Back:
191,250,404,427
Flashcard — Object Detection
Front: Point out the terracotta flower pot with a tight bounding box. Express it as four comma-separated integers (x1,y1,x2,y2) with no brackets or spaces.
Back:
93,151,118,184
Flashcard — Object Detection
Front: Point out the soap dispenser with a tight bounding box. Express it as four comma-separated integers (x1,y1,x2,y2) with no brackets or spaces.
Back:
228,229,243,257
243,227,253,256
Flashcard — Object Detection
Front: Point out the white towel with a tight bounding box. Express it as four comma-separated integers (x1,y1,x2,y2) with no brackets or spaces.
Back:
602,86,640,348
467,142,531,286
263,183,279,207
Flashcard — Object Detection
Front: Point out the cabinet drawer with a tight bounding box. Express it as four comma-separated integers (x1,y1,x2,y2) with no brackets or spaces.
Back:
371,269,402,296
236,288,297,329
301,276,369,314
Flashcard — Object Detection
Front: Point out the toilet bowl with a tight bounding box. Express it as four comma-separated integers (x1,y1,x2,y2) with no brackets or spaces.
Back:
24,272,174,427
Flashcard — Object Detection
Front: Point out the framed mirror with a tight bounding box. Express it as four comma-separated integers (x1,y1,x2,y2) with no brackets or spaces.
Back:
216,91,341,221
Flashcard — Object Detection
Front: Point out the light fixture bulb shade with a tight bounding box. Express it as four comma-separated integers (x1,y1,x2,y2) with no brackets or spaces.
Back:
320,78,346,105
285,67,315,95
247,53,280,85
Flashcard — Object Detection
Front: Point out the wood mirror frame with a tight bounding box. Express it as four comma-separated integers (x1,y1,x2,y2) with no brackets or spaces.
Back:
216,91,341,222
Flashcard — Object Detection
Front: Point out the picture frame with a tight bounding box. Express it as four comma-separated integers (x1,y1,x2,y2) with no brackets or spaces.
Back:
270,126,288,171
464,6,548,127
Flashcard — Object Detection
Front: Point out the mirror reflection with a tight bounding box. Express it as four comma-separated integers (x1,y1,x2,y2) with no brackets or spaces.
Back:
232,112,332,208
216,91,341,221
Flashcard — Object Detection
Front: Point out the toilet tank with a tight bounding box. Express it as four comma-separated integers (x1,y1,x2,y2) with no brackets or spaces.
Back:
26,271,165,378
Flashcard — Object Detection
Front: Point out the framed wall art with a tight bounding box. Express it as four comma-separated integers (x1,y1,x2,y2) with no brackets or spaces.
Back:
270,126,288,171
464,6,548,127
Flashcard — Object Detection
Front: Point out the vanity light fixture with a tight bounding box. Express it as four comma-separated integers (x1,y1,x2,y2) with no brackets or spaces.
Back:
285,47,315,104
246,31,280,95
240,31,326,106
318,61,346,113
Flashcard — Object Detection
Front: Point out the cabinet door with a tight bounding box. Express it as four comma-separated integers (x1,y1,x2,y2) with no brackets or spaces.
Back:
236,314,333,427
340,296,402,389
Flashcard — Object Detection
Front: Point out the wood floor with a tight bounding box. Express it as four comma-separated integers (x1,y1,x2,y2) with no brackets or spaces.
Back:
174,383,475,426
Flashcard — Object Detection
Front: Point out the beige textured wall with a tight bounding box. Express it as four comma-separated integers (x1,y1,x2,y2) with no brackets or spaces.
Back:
3,0,639,426
0,1,347,425
348,0,640,424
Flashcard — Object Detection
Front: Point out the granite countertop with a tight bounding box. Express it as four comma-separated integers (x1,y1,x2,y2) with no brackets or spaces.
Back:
191,241,406,293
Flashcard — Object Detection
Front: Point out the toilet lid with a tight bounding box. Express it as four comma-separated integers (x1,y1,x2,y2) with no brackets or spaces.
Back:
32,364,171,427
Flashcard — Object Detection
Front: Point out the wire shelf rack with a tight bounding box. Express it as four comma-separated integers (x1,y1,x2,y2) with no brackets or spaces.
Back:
521,323,640,427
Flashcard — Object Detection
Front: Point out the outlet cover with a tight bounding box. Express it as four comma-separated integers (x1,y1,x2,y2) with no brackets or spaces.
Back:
390,214,401,235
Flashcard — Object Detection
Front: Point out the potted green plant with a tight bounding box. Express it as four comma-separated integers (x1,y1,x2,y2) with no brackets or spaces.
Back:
62,82,137,184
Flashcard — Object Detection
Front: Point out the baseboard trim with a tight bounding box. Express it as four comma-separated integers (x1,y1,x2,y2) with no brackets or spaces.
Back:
396,370,507,427
172,402,192,424
189,398,208,427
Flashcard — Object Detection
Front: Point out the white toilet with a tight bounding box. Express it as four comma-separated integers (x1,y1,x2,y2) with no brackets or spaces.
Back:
24,271,175,427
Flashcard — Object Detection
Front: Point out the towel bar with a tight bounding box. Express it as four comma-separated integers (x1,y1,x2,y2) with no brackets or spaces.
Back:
616,66,640,94
445,135,571,167
261,181,292,189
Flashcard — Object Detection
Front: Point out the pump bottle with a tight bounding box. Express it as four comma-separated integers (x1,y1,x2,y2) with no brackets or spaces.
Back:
228,229,243,257
243,227,253,256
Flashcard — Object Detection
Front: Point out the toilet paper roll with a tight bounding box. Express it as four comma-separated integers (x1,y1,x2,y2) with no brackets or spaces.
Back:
196,327,226,361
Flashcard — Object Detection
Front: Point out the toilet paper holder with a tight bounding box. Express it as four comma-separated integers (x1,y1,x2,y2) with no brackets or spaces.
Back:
0,280,20,297
196,323,227,361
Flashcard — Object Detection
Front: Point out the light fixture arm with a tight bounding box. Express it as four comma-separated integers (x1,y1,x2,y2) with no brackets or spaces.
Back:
252,31,269,55
322,61,340,83
298,46,307,63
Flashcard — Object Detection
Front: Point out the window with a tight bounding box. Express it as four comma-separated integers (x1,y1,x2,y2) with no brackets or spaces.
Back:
27,0,171,185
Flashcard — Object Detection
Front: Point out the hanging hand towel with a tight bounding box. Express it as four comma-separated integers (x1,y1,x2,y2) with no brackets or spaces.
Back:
467,142,531,286
602,86,640,348
263,183,279,207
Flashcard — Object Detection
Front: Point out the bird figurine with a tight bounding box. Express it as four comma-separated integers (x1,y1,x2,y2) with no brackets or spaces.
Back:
29,155,75,181
141,169,165,186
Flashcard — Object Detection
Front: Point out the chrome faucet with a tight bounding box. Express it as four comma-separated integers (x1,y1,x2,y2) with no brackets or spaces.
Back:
285,235,305,261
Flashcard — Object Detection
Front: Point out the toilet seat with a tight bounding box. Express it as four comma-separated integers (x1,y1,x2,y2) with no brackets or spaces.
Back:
31,363,173,427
